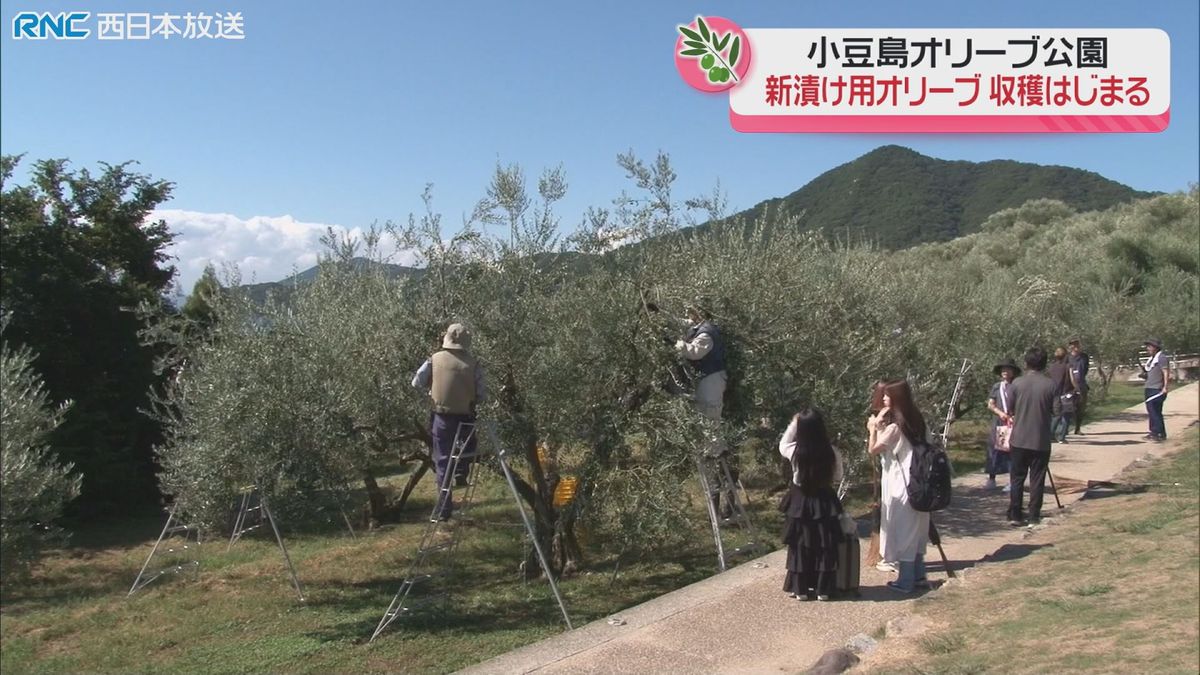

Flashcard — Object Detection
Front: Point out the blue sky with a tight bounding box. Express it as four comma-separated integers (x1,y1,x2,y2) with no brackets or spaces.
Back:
2,0,1197,289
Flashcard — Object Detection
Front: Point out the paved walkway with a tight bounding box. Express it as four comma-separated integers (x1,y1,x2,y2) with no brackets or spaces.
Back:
461,384,1198,674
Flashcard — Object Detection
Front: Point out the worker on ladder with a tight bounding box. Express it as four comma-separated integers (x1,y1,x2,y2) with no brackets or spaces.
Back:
412,323,487,521
675,297,734,517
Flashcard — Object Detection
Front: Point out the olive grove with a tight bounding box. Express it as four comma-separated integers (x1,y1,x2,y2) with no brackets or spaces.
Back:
145,155,1198,576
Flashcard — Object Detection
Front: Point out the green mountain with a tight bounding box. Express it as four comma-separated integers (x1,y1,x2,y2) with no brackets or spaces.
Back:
709,145,1156,247
239,258,423,304
237,146,1156,296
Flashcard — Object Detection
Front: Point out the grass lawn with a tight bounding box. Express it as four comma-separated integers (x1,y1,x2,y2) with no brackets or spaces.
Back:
0,458,781,674
862,429,1200,674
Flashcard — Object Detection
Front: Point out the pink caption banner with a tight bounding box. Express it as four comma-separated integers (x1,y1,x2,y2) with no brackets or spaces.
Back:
727,28,1171,133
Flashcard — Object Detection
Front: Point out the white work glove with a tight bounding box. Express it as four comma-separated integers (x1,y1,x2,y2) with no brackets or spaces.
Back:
674,340,686,351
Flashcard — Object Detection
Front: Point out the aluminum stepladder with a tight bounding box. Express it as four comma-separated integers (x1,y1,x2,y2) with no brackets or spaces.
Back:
227,484,306,601
369,421,573,643
696,447,764,572
128,502,202,596
370,421,484,642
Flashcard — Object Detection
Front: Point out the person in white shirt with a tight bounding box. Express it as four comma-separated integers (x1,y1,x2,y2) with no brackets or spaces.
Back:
868,379,931,594
1141,338,1170,442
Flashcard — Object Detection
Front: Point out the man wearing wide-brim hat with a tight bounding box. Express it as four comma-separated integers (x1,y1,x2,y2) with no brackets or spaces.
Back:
984,358,1021,491
412,323,487,520
1141,338,1170,442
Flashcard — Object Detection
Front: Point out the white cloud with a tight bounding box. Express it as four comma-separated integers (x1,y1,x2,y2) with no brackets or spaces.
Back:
153,210,416,292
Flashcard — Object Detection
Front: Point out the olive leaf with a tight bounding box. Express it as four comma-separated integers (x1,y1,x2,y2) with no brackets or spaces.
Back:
678,25,702,42
729,36,741,67
696,16,710,42
680,48,707,56
716,32,731,51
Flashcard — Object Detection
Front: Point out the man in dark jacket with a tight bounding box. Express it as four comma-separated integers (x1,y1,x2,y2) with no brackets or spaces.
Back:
676,298,735,518
1007,346,1057,526
1047,347,1076,443
676,299,727,425
1068,338,1090,434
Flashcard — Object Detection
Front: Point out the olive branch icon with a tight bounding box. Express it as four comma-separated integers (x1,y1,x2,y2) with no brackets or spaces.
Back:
678,16,741,84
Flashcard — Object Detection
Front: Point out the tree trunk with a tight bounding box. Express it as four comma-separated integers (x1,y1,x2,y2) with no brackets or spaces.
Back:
362,472,388,527
395,458,432,512
1094,357,1118,397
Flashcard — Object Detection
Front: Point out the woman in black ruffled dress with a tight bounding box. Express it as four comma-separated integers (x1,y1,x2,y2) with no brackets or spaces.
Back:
778,408,845,601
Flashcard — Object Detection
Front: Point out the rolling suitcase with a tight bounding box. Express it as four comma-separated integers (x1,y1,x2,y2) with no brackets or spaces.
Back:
836,535,861,595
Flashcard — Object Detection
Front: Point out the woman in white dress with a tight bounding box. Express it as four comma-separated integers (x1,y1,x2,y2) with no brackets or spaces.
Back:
866,381,895,572
867,379,930,593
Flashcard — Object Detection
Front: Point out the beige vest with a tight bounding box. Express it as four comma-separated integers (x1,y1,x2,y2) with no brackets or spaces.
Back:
430,349,477,415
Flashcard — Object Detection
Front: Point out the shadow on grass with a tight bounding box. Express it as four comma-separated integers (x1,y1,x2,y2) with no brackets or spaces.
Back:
296,526,721,645
0,552,170,610
981,542,1052,563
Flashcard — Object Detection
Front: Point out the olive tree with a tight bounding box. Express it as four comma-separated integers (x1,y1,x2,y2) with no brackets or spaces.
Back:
1,325,82,585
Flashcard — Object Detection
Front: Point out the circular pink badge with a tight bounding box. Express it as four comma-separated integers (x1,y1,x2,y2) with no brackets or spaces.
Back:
674,16,752,93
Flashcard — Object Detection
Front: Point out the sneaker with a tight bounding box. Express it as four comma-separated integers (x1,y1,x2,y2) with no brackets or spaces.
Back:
1007,518,1025,527
984,478,997,490
1002,484,1012,494
886,581,913,594
915,579,932,589
876,561,897,573
1143,434,1157,440
816,595,831,601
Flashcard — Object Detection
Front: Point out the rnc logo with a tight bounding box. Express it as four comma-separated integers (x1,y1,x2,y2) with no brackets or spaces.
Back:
12,11,91,39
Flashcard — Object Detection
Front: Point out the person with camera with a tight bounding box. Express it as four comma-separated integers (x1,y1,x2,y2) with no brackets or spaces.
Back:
1141,338,1170,442
1048,347,1077,443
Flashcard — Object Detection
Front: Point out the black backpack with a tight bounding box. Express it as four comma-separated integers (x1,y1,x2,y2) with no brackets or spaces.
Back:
904,439,952,512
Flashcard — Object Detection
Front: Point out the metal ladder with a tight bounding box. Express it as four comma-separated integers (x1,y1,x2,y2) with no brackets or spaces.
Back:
370,422,483,642
226,485,306,601
128,503,202,596
696,451,763,571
